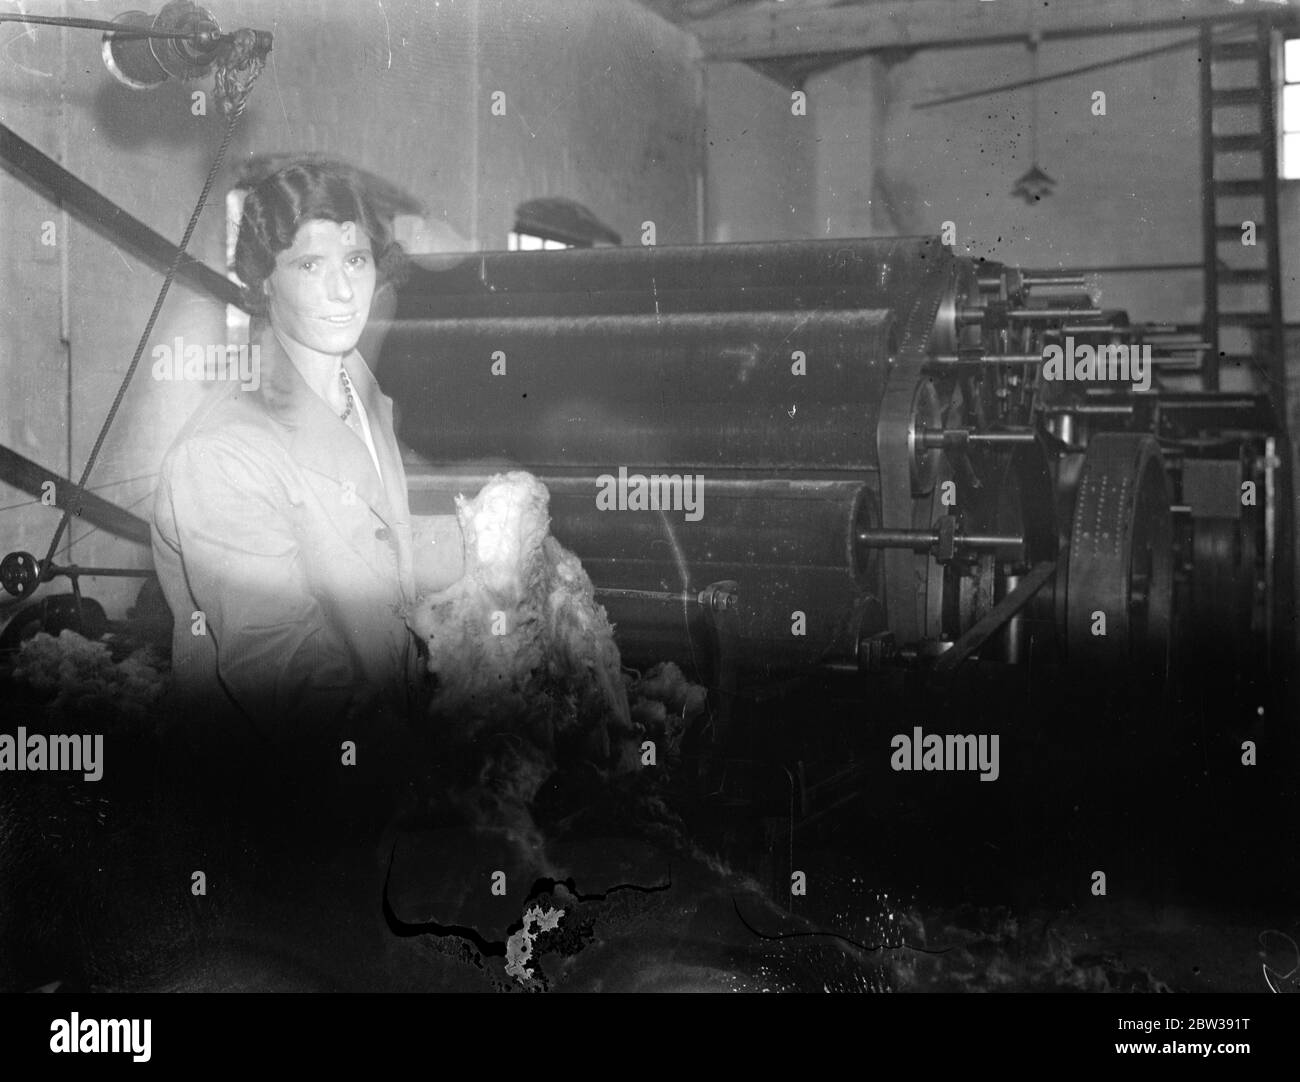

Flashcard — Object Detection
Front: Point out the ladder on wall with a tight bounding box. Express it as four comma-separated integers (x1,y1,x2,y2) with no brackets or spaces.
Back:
1199,17,1294,681
1200,18,1285,398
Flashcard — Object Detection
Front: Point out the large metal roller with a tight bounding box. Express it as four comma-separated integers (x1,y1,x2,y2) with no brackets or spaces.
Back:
380,309,896,470
407,470,884,675
391,236,954,320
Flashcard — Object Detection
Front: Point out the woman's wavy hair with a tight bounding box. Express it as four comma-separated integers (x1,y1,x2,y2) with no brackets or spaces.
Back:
234,162,408,316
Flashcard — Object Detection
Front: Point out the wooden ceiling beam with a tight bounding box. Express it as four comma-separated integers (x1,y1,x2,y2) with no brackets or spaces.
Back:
688,0,1300,60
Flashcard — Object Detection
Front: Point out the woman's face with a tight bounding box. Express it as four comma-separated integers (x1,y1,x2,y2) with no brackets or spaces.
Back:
264,218,377,357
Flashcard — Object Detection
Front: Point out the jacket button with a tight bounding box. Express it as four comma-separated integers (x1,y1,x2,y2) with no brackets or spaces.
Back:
375,527,391,542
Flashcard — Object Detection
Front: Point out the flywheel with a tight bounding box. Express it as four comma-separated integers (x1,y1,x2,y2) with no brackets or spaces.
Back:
1065,433,1174,684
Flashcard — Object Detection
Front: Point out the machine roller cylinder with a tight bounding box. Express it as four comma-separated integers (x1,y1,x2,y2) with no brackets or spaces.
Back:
380,309,896,471
407,469,883,673
409,472,876,575
389,236,954,319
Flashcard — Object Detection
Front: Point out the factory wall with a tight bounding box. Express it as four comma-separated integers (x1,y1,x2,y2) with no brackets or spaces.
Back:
807,34,1207,325
703,61,814,242
0,0,702,619
711,31,1300,327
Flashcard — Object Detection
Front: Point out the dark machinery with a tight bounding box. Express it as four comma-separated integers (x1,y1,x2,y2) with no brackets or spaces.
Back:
374,236,1286,717
2,233,1285,727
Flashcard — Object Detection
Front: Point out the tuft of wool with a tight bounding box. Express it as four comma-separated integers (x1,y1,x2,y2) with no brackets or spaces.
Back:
11,630,168,727
626,661,708,762
406,471,631,765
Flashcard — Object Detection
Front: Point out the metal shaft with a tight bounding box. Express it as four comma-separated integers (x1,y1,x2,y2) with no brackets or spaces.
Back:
856,529,1025,552
919,429,1038,449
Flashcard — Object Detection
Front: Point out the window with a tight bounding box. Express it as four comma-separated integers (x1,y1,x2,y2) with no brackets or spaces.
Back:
509,198,620,249
507,231,573,251
1282,38,1300,177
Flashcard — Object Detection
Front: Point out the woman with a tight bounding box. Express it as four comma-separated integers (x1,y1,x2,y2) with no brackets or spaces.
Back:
152,163,462,754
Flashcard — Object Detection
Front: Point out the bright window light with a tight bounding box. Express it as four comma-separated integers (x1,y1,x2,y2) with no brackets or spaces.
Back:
1282,39,1300,177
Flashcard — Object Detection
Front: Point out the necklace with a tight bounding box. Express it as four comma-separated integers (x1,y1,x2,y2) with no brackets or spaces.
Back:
339,367,355,422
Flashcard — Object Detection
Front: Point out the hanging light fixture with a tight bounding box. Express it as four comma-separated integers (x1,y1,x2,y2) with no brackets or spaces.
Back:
1012,33,1057,204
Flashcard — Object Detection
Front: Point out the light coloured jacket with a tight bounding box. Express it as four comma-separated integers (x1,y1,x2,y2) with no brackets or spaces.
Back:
152,322,432,744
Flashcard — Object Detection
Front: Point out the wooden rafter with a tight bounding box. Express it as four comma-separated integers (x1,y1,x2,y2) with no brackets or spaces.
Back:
684,0,1300,61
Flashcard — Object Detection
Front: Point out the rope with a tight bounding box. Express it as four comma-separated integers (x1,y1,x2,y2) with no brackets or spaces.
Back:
39,98,249,579
58,490,156,558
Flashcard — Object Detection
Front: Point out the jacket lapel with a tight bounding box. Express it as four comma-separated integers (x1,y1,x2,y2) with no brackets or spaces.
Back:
344,346,417,603
251,322,416,602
